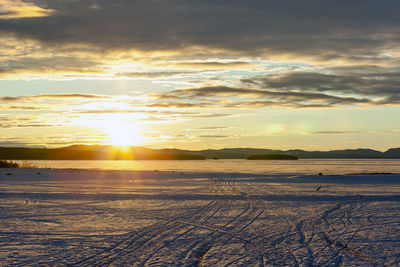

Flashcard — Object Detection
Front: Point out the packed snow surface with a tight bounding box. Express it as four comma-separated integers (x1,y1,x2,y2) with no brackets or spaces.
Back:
1,168,399,266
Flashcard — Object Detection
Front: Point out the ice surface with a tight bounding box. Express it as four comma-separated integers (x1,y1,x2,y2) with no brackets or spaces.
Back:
1,168,399,266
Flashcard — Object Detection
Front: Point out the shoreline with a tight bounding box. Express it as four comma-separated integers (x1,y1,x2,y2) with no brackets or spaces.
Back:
3,158,400,176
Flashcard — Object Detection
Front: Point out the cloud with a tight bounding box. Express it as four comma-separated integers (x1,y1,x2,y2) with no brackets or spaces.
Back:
8,106,47,110
0,56,103,78
1,0,400,62
313,129,400,134
1,0,399,114
149,61,400,108
198,135,228,138
0,140,30,147
0,0,53,19
171,61,254,69
0,116,56,128
145,102,216,109
117,71,195,78
188,113,231,119
241,70,400,105
314,131,361,134
116,65,251,78
0,96,23,101
197,126,229,130
150,85,374,108
220,100,332,109
36,94,112,99
74,108,232,121
0,94,117,117
0,94,111,102
2,0,400,87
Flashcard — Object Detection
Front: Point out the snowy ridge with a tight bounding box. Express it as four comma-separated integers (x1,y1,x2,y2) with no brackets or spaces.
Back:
1,169,399,266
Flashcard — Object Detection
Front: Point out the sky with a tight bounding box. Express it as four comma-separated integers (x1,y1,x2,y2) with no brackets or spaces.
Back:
0,0,399,151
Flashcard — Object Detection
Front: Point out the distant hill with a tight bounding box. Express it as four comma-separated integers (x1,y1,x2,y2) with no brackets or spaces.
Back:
0,146,205,160
247,154,298,160
0,145,399,160
197,147,400,159
384,148,400,158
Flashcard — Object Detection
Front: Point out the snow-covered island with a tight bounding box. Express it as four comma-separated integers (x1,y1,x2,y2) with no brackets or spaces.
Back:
1,168,399,266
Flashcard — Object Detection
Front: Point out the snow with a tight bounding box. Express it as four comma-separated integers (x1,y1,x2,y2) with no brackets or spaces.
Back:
1,168,399,266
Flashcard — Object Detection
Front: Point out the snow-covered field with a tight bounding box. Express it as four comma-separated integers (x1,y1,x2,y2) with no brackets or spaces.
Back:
1,168,399,266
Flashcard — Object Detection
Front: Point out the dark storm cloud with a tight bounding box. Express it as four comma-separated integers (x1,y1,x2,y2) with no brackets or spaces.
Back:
1,0,400,59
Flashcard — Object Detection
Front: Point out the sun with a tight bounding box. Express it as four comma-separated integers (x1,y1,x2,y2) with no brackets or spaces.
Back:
107,131,132,146
103,120,143,146
71,110,145,147
106,125,143,146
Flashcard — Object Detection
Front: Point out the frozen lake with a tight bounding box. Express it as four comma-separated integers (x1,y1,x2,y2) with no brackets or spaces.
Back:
1,168,399,266
13,159,400,175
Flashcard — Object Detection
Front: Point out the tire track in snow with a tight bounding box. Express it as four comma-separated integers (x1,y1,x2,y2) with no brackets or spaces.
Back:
186,180,262,266
304,202,376,266
318,203,377,266
139,178,252,266
132,178,267,266
71,197,223,266
241,182,300,266
75,178,231,266
184,180,276,266
137,199,231,266
193,204,265,266
135,178,234,266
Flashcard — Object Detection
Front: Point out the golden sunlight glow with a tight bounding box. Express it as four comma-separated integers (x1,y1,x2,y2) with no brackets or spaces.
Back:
71,113,145,147
105,123,143,146
0,0,53,19
99,118,143,146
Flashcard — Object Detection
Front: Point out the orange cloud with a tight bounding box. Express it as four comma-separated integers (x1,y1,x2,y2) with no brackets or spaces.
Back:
0,0,53,19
